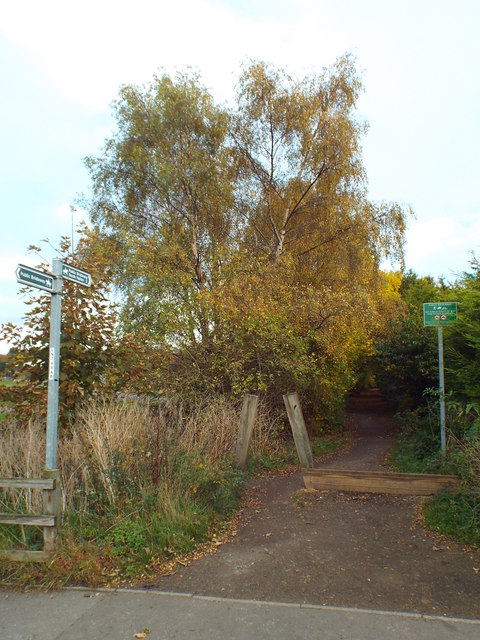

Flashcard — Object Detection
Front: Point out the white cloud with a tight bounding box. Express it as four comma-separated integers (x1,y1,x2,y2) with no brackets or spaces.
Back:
56,203,71,221
0,0,349,111
0,339,12,355
0,292,26,351
0,294,21,306
0,1,252,109
0,254,29,282
405,213,480,279
1,0,479,286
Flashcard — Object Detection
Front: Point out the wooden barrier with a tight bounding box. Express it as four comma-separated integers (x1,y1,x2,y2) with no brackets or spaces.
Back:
302,468,460,495
0,470,61,562
235,394,259,470
283,392,314,468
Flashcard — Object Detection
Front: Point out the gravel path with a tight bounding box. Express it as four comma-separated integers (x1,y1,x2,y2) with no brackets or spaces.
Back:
148,393,480,619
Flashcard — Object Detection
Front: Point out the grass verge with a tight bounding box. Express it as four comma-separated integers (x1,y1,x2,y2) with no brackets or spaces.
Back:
390,406,480,548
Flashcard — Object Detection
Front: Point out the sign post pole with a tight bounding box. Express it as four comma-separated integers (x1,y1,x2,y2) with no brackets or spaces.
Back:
438,326,446,454
45,259,63,470
16,258,91,469
423,302,457,455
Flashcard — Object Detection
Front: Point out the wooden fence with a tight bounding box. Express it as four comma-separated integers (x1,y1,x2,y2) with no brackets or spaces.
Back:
0,470,61,562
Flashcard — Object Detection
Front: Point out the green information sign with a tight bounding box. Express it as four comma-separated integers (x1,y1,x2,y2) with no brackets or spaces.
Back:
15,264,54,293
423,302,457,327
62,263,92,287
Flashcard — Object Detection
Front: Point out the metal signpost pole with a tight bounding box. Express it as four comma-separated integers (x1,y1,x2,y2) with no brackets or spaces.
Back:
438,326,446,454
16,259,91,470
45,259,63,470
423,302,457,456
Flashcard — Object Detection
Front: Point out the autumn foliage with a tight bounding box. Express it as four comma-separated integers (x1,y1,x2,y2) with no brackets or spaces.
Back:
80,57,409,424
1,58,411,429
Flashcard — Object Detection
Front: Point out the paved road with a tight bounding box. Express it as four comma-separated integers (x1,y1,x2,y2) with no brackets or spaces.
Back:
1,588,479,640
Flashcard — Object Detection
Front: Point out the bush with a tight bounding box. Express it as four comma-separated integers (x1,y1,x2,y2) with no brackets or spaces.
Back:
389,406,446,474
390,403,480,548
444,260,480,404
374,314,437,410
424,489,480,546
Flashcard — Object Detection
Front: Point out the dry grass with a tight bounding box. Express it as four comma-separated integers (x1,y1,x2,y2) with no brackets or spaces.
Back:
68,400,151,506
0,418,45,480
0,418,45,514
166,395,283,463
0,395,283,514
250,399,285,455
0,395,287,584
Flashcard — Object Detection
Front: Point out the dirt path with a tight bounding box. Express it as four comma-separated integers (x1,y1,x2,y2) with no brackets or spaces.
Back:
148,394,480,619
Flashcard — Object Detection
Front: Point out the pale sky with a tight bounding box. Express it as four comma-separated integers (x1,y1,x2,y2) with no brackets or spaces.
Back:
1,0,480,350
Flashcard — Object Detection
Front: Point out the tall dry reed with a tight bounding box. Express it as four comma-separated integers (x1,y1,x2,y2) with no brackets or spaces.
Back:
0,418,45,513
0,395,283,515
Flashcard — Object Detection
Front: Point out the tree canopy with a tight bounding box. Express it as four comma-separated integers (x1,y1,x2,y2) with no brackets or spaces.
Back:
83,57,410,421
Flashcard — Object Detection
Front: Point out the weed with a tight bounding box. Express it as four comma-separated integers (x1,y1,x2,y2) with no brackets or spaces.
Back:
391,405,480,548
249,442,298,471
424,489,480,546
311,433,350,459
0,396,352,586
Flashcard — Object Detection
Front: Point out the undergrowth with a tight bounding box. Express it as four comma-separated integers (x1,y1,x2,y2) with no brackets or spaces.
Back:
0,397,348,587
249,432,348,472
390,402,480,547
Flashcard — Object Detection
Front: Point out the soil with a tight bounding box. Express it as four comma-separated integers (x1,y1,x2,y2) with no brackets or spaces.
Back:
148,392,480,619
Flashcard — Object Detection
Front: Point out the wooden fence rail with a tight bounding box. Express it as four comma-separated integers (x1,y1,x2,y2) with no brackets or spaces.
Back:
0,470,61,562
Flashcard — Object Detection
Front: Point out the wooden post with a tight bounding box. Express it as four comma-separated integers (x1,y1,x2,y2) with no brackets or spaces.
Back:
283,392,314,468
43,469,61,553
235,395,259,470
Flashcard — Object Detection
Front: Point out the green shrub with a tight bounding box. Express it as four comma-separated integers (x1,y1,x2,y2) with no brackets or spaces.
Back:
391,404,480,548
389,406,445,474
424,489,480,546
0,397,351,587
110,519,146,556
173,451,246,516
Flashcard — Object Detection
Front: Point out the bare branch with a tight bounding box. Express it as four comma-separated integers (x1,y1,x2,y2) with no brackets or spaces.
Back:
285,160,327,228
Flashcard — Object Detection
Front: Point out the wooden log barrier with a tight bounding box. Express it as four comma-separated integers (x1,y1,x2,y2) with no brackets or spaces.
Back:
302,468,460,496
